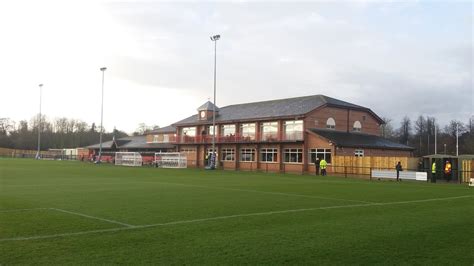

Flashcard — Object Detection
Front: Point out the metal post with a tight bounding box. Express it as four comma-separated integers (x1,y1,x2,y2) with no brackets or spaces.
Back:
456,123,459,156
98,67,107,163
36,84,43,159
210,34,220,169
434,123,437,154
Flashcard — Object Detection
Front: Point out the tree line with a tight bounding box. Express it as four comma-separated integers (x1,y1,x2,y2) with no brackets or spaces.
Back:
381,115,474,156
0,116,128,150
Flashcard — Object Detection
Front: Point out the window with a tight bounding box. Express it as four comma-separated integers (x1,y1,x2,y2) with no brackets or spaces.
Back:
261,122,278,141
284,120,303,140
353,121,362,132
240,148,256,162
181,127,196,142
260,148,278,162
163,135,169,143
284,148,303,163
182,127,196,137
207,125,217,136
221,148,235,161
221,124,236,137
152,135,159,143
326,118,336,129
355,149,364,157
240,123,256,140
309,149,332,164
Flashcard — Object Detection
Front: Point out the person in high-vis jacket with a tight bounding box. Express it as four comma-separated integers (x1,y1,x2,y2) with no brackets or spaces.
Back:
431,161,436,182
320,159,327,176
444,160,452,181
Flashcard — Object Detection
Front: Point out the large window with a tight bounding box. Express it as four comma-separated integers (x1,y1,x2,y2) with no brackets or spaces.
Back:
261,122,278,141
181,127,196,142
309,149,332,164
240,123,256,140
182,127,196,136
152,135,159,143
221,124,236,137
261,148,278,162
284,120,303,140
221,148,235,161
240,148,256,162
284,148,303,163
353,121,362,132
326,118,336,129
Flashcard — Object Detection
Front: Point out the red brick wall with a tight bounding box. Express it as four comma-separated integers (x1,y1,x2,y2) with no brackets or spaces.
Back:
304,106,381,136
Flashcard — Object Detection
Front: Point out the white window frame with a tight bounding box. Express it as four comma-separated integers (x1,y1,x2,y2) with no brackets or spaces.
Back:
284,148,303,163
221,148,235,161
326,117,336,129
240,148,256,162
260,148,278,163
221,124,236,137
182,127,196,137
284,120,303,140
355,149,364,157
240,123,256,140
261,122,278,141
309,148,332,164
353,121,362,132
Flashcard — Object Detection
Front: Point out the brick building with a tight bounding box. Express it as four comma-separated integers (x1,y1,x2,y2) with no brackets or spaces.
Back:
146,95,413,173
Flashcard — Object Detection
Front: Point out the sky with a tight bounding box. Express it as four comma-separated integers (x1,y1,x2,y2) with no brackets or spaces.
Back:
0,0,472,134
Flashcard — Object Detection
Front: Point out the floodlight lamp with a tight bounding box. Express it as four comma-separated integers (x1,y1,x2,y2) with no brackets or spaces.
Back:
210,35,220,41
100,67,107,71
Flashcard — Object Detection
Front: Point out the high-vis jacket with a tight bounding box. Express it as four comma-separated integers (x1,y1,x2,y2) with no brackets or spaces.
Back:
432,162,436,174
444,162,452,174
320,159,327,170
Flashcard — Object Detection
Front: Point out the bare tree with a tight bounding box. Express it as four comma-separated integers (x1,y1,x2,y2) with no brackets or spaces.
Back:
398,116,411,145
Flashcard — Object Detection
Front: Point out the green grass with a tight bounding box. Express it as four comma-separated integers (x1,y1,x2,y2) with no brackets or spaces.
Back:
0,158,473,265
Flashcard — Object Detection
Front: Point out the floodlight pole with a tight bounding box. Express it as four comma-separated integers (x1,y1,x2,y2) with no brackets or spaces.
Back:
98,67,107,163
456,123,459,156
210,34,220,169
36,84,43,159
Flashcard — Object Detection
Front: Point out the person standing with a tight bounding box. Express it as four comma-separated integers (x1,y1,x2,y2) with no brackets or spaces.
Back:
314,157,320,175
444,160,452,182
431,161,436,182
395,161,403,181
320,158,327,176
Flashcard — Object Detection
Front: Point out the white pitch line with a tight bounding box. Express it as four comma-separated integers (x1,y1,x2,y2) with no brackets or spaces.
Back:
0,195,470,242
0,208,49,213
49,208,134,228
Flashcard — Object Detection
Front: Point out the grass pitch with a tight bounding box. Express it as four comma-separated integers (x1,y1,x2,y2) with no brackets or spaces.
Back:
0,158,473,265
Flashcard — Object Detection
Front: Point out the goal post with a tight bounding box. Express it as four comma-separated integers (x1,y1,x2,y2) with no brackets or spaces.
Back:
115,152,143,167
154,152,187,168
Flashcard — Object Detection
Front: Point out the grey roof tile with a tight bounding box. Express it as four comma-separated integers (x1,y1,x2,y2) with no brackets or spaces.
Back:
309,128,414,150
174,94,380,126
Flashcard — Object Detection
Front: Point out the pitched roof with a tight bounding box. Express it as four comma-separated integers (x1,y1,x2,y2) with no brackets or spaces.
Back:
149,125,176,134
173,94,383,126
197,101,219,111
87,135,175,150
309,128,414,151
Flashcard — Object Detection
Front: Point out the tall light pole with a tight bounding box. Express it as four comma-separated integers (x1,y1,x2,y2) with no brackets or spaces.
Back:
210,34,220,169
98,67,107,163
36,84,43,159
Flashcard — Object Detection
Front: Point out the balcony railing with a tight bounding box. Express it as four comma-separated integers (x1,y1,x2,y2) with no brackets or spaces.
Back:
173,132,303,144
